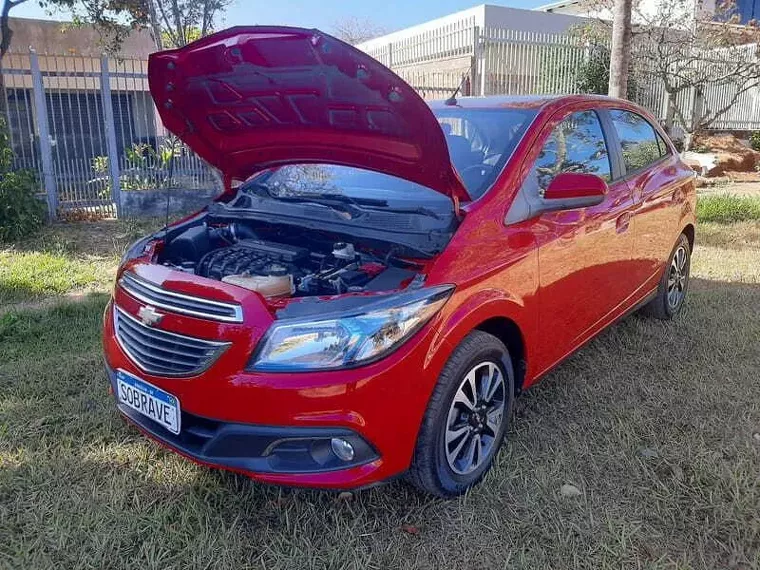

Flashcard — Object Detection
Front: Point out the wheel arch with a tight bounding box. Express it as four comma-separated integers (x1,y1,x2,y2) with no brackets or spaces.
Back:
682,223,695,251
429,291,533,397
475,317,527,395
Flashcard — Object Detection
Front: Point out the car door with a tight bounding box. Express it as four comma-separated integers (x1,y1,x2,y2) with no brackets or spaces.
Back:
607,109,693,293
515,108,639,372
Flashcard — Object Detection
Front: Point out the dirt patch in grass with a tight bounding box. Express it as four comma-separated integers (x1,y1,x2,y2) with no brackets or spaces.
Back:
693,133,760,175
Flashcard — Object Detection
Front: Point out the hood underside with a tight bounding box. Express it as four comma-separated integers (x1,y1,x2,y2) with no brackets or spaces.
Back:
148,26,470,201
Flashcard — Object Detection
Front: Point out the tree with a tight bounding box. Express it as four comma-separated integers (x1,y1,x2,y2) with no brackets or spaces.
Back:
332,17,385,45
632,0,760,148
0,0,30,115
39,0,233,51
608,0,632,98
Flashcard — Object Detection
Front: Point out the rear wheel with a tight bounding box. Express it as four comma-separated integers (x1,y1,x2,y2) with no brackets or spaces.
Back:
407,331,514,497
642,233,691,319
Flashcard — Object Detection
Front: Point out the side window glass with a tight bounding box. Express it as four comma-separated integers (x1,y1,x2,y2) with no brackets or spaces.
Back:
531,110,611,196
610,110,664,173
655,131,671,156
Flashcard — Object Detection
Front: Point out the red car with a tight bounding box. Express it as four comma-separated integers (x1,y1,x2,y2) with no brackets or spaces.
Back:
103,27,696,497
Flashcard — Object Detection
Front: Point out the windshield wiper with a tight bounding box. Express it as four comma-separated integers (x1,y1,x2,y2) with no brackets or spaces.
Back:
245,183,443,219
302,193,443,219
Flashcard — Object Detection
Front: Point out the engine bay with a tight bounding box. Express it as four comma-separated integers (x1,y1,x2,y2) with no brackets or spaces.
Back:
156,220,420,298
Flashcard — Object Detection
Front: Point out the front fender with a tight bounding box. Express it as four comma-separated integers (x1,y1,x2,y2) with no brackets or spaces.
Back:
426,287,536,378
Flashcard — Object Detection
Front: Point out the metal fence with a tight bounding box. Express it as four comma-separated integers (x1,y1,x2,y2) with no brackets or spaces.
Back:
361,18,760,132
2,49,216,220
5,26,760,221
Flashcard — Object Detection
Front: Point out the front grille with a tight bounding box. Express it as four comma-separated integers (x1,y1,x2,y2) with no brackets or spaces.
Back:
119,271,243,323
114,307,230,377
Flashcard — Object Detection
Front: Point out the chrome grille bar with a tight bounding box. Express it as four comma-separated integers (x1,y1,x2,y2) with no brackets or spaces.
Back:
119,271,243,323
114,307,230,377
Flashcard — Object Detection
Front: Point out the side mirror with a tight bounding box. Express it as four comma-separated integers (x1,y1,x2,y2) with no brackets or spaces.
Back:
503,171,610,226
543,172,608,210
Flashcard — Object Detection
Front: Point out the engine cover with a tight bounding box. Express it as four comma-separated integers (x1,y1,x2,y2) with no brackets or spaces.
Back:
196,239,308,281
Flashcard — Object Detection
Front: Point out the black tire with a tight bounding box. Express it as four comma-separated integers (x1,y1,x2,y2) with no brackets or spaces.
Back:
407,330,514,497
641,233,691,320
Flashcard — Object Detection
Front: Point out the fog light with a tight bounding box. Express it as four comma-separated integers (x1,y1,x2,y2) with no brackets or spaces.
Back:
330,437,355,462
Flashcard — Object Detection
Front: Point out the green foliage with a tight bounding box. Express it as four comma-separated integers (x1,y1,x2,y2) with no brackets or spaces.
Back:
543,24,637,99
120,138,182,191
92,155,109,174
749,131,760,151
697,195,760,223
0,119,45,242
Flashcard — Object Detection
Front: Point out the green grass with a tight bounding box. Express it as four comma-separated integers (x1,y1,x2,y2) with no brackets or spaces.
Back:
1,221,760,569
0,218,162,308
0,249,107,305
696,194,760,224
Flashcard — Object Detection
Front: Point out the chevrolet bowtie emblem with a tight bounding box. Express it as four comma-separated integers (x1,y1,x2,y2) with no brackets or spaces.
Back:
138,305,164,326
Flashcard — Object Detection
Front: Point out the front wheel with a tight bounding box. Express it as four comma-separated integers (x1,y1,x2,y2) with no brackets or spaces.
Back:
642,233,691,319
407,331,514,497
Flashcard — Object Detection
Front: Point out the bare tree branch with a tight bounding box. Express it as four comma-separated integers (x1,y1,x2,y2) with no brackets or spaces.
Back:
332,17,386,45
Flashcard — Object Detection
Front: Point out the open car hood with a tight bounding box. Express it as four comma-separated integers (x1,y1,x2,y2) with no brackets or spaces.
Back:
148,26,470,201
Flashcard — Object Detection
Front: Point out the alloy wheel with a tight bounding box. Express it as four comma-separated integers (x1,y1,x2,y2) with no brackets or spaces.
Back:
667,244,689,310
444,361,507,475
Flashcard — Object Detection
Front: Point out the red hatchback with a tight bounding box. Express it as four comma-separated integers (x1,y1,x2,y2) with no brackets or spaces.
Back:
103,27,696,496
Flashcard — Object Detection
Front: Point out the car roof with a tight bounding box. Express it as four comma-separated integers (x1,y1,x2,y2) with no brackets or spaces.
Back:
427,94,632,112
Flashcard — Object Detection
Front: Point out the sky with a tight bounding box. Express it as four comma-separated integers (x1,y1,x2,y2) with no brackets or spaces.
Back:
12,0,546,36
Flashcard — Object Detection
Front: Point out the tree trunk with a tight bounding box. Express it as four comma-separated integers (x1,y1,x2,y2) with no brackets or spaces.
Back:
146,0,164,50
0,0,16,119
608,0,633,99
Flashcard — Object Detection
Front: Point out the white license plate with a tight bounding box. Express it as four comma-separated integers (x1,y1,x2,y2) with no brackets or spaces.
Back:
116,370,181,435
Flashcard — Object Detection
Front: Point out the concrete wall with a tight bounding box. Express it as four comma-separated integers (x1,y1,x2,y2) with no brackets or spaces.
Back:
358,3,586,55
358,5,485,53
7,17,155,58
482,4,585,32
121,188,220,218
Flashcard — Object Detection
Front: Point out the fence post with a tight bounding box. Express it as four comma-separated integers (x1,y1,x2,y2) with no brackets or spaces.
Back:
100,55,122,218
472,26,486,97
29,48,57,220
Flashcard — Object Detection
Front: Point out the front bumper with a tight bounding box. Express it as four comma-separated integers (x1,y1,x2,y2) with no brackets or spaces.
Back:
103,298,452,489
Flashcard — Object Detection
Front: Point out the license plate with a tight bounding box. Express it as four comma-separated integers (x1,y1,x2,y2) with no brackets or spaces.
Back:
116,370,181,435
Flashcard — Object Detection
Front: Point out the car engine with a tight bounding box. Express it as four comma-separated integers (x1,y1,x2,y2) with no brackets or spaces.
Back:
158,222,410,298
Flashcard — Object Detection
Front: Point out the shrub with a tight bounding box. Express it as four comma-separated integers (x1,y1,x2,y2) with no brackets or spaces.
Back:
0,119,45,242
749,131,760,151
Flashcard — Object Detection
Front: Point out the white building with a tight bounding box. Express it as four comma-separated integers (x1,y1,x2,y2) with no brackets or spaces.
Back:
357,3,585,55
537,0,719,27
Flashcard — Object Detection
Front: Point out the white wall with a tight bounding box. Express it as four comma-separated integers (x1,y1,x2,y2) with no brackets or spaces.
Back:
357,5,485,53
357,3,586,53
483,4,585,31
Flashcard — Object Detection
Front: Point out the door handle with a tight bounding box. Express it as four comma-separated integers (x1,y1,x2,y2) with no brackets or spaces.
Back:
616,212,631,233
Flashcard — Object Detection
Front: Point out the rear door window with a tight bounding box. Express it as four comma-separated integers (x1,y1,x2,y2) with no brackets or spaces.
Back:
610,110,668,174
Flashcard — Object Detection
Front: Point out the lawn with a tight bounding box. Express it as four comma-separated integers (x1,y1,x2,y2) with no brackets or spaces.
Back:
1,205,759,569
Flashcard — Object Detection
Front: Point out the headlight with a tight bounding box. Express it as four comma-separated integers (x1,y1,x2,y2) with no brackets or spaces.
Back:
250,286,453,372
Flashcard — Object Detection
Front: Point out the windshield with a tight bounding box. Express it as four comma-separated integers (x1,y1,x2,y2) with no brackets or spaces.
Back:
434,107,537,199
241,107,536,207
